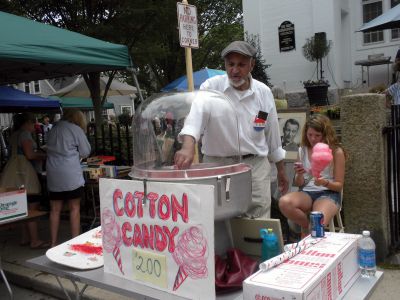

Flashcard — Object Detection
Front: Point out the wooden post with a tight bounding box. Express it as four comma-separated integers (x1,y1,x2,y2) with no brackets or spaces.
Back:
181,0,198,162
182,0,194,92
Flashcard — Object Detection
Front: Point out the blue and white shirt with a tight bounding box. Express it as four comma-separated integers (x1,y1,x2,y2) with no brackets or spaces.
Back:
387,82,400,105
46,120,91,192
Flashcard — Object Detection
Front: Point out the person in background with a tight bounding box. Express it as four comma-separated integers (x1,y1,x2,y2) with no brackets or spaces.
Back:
34,117,43,135
41,115,53,143
175,40,288,218
10,113,48,249
392,48,400,83
383,81,400,106
282,118,300,152
279,114,346,237
46,108,91,247
88,118,95,136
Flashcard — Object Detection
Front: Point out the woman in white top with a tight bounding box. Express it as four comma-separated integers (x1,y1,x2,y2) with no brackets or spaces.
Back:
279,114,346,237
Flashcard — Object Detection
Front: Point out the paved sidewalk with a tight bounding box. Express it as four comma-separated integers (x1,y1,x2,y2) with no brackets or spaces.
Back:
0,219,131,300
1,219,400,299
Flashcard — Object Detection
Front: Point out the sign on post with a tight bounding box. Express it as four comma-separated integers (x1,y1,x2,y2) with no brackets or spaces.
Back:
177,2,199,48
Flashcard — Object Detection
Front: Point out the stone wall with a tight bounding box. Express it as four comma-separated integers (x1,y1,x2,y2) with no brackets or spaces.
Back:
340,93,389,261
286,89,339,108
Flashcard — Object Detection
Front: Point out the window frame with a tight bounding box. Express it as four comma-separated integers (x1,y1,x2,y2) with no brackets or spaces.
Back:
391,0,400,40
362,0,384,45
120,105,133,116
24,82,30,93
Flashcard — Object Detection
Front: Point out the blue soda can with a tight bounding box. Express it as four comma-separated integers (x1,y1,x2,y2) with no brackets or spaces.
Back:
310,211,325,237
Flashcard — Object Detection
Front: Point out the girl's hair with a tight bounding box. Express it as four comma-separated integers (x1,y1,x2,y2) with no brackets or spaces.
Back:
62,108,86,130
301,114,347,158
12,112,35,132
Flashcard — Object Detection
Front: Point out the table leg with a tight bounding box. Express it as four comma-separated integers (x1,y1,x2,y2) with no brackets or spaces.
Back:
89,185,98,229
0,264,13,300
54,275,88,300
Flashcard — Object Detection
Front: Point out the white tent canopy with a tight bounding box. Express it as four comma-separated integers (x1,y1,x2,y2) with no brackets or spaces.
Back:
51,76,137,97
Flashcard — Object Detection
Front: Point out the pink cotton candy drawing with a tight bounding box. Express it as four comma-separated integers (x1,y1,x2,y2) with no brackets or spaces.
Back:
172,226,208,291
102,208,124,275
311,142,333,178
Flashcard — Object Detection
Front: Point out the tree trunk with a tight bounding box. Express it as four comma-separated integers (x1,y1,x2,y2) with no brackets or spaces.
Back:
83,73,102,132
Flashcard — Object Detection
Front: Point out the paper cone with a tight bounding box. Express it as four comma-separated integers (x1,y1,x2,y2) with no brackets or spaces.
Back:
173,266,188,291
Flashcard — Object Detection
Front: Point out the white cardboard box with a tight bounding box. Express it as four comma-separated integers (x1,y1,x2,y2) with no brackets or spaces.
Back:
0,187,28,224
243,232,361,300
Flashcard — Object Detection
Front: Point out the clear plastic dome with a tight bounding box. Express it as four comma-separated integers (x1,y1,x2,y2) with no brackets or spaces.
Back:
130,90,252,222
131,90,245,179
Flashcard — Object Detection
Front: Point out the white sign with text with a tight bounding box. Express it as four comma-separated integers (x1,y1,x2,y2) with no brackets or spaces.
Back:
177,2,199,48
100,178,215,300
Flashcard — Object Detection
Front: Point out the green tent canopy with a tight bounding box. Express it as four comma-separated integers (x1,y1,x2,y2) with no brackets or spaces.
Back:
0,11,132,85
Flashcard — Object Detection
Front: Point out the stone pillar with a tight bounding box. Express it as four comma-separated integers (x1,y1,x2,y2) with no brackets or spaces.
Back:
340,93,389,261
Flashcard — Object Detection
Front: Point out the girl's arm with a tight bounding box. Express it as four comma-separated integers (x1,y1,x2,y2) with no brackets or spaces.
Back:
293,154,307,187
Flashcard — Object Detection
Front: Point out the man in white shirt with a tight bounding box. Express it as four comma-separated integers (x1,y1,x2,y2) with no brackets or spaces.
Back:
175,40,288,218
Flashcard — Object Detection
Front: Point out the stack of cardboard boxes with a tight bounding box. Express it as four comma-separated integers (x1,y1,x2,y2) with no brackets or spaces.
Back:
244,232,361,300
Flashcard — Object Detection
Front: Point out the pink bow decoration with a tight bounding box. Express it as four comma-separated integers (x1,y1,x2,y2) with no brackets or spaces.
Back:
310,143,333,178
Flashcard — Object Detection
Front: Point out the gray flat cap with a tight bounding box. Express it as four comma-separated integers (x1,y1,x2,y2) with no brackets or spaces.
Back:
221,41,257,58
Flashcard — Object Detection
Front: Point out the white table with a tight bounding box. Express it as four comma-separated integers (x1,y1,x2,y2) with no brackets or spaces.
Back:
25,255,383,300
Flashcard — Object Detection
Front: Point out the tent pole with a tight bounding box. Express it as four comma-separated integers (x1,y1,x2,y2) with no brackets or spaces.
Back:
128,67,144,106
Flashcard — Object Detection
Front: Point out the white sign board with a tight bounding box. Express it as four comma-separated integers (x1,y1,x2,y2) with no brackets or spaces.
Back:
100,178,215,300
177,2,199,48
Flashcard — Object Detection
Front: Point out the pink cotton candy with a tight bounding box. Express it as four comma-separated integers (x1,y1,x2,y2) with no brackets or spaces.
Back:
311,143,333,178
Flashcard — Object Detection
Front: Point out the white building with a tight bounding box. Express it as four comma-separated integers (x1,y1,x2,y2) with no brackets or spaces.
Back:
243,0,400,94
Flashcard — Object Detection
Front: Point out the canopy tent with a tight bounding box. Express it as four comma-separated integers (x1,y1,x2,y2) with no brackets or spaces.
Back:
161,68,226,92
358,4,400,32
0,86,60,113
50,96,114,110
52,76,137,97
0,11,132,85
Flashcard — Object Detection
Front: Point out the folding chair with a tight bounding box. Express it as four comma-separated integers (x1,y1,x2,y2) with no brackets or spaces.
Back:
328,190,344,233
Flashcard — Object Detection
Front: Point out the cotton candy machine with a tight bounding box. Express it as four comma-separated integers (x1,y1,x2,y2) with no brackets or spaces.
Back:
130,90,252,221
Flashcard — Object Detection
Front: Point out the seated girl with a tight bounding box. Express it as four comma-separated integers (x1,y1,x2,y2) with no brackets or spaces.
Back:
279,114,346,237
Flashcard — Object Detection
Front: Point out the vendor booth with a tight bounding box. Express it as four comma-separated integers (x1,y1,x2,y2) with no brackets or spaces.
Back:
22,91,383,300
0,10,138,299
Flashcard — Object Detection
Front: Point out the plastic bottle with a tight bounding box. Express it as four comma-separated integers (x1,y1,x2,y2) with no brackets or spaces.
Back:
358,230,376,277
260,228,280,261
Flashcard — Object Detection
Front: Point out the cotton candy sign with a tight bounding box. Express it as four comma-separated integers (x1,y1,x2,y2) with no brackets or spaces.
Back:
99,178,215,300
311,143,333,178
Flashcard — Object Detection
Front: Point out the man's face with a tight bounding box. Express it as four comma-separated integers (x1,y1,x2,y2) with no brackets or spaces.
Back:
224,52,255,90
283,123,299,143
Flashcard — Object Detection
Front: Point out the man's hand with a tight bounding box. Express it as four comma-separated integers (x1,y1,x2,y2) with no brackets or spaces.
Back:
174,135,196,169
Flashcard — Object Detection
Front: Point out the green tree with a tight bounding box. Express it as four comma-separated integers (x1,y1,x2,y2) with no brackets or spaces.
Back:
1,0,245,104
245,33,272,87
